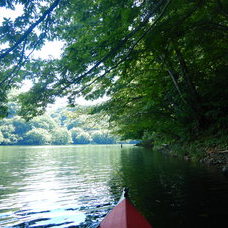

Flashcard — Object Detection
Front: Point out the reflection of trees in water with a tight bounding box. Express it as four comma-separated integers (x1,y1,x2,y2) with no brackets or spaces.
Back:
0,148,30,198
0,145,124,227
107,147,159,223
4,146,226,227
106,147,228,228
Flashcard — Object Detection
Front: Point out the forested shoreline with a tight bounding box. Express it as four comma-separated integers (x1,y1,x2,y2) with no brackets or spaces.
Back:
0,1,227,162
0,105,135,145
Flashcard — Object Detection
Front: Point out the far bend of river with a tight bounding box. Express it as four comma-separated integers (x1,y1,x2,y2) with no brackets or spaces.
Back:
0,145,228,228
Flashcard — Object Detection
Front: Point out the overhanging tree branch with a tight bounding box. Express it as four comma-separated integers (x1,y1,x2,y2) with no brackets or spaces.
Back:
0,39,27,88
67,0,169,85
0,0,61,60
62,0,172,96
54,0,172,103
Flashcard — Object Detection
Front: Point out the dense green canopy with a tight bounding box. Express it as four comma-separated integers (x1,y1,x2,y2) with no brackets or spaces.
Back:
0,0,227,142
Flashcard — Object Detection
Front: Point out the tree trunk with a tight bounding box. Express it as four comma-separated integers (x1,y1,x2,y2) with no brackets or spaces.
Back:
174,45,207,130
160,55,187,104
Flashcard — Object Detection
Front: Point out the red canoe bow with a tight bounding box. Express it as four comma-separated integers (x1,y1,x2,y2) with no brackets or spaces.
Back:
98,189,152,228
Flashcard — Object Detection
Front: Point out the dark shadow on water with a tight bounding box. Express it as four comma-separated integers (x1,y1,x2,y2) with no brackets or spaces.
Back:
107,146,228,228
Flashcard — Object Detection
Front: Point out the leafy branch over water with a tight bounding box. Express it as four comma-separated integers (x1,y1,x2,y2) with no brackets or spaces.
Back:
0,0,227,153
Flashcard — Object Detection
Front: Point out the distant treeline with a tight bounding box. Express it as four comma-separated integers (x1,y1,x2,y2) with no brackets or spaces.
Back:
0,106,136,145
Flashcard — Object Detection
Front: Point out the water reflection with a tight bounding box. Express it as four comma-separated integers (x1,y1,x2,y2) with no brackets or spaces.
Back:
0,145,228,227
0,145,122,227
108,146,228,228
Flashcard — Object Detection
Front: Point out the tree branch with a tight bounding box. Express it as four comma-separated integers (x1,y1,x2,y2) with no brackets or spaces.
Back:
67,0,168,84
0,39,27,88
0,0,61,60
61,0,171,95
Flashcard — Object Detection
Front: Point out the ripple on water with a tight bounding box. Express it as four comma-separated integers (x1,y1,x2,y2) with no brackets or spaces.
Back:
1,145,227,227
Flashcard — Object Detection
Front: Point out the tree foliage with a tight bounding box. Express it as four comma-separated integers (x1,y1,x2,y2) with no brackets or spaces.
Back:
51,128,72,145
24,128,51,145
0,104,117,145
92,131,116,144
0,0,227,143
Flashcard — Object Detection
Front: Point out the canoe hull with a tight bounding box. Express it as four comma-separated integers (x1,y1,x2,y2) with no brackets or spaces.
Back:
98,198,152,228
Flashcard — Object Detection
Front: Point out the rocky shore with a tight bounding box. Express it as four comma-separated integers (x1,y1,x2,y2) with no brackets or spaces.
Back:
199,149,228,166
157,144,228,176
199,149,228,176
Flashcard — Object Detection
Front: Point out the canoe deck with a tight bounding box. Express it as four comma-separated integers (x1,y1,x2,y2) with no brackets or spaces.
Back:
98,196,152,228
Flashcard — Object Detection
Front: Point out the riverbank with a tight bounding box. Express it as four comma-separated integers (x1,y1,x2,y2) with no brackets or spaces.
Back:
155,134,228,173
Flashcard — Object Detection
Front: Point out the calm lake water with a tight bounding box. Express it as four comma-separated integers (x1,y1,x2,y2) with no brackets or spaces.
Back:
0,145,228,228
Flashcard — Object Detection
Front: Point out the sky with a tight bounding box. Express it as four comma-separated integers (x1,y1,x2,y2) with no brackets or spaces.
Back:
0,4,108,109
